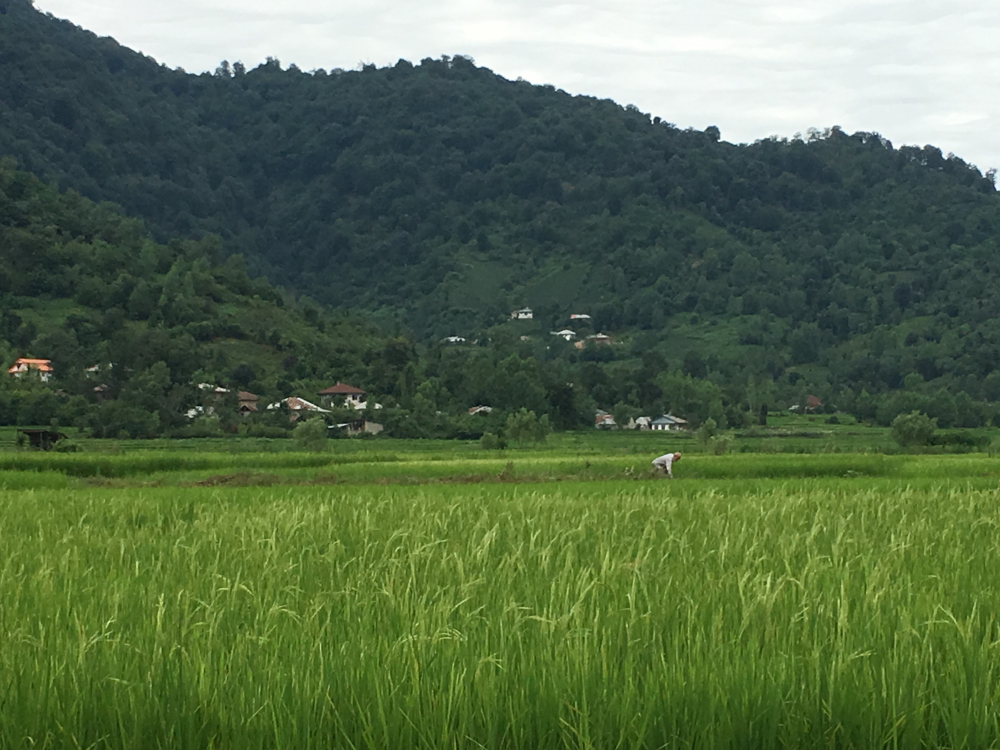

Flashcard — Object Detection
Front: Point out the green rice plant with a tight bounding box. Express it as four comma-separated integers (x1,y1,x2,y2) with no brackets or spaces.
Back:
3,479,1000,747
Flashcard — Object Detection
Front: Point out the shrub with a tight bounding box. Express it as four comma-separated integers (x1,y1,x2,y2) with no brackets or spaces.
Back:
504,409,550,444
480,432,505,451
708,434,732,455
292,417,328,452
891,411,936,447
696,417,718,445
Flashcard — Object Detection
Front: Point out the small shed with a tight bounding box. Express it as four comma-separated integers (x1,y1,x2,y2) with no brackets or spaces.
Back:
18,429,67,451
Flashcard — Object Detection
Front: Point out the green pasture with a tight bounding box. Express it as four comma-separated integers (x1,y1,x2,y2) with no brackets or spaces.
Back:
1,446,1000,489
0,414,896,458
4,443,1000,747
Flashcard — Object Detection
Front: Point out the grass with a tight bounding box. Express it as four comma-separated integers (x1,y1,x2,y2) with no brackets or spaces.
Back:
4,439,1000,747
4,478,1000,747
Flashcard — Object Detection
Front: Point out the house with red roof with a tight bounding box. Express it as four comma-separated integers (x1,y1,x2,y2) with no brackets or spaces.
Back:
318,382,367,409
7,358,53,382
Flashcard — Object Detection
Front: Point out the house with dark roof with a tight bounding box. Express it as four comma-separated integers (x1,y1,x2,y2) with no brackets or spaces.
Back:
238,391,259,414
318,382,366,408
650,414,688,432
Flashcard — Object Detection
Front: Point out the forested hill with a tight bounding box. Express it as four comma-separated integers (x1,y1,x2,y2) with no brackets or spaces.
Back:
0,162,412,437
6,0,1000,427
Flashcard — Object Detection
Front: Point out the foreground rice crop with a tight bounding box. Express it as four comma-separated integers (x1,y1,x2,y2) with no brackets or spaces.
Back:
2,477,1000,748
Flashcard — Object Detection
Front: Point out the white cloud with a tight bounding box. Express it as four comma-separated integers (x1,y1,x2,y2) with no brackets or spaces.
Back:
34,0,1000,171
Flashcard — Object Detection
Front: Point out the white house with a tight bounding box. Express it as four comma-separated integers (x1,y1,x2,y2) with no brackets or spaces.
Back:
550,329,577,341
569,313,591,321
441,336,467,344
650,414,688,431
511,307,533,320
267,396,331,422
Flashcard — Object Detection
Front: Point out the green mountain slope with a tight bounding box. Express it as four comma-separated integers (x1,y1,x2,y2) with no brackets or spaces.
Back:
4,0,1000,428
0,161,408,436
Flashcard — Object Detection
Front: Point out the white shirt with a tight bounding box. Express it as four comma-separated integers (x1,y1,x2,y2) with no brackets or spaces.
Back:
652,453,675,470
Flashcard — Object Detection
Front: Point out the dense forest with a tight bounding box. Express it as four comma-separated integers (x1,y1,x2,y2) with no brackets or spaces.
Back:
3,0,1000,433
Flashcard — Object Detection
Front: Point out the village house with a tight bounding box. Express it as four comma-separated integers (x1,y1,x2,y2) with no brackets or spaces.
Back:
511,307,533,320
267,396,330,422
7,358,53,382
334,419,385,437
318,382,366,409
468,405,493,416
650,414,688,432
634,416,652,430
569,313,591,321
595,410,616,429
441,336,467,344
574,334,612,350
550,329,577,341
789,395,824,414
238,391,259,414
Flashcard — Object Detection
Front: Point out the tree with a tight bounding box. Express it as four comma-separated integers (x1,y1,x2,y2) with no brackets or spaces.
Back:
891,411,936,447
504,408,550,444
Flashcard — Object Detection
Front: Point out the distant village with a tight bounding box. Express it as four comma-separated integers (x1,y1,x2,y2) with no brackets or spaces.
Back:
7,299,826,439
7,300,826,442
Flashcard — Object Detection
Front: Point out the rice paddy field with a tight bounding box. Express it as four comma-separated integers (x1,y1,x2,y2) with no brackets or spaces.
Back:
4,433,1000,748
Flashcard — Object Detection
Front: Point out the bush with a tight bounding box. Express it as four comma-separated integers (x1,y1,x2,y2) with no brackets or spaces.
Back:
504,409,551,444
292,417,328,452
891,411,936,447
708,434,732,455
929,431,989,449
480,432,505,451
696,417,718,445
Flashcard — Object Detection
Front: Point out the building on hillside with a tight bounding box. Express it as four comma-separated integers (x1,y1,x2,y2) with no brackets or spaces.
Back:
468,405,493,416
334,419,385,437
238,391,259,414
511,307,533,320
574,333,612,349
550,329,577,341
789,396,824,414
650,414,688,432
595,410,616,429
7,358,53,382
318,382,366,409
267,396,331,422
441,336,467,344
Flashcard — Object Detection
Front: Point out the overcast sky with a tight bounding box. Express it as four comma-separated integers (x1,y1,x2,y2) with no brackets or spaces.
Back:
36,0,1000,173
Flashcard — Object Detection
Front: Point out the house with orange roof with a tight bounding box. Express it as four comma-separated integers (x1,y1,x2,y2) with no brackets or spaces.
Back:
7,358,53,382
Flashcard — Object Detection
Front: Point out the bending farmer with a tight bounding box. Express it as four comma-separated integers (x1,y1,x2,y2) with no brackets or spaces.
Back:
651,451,681,478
